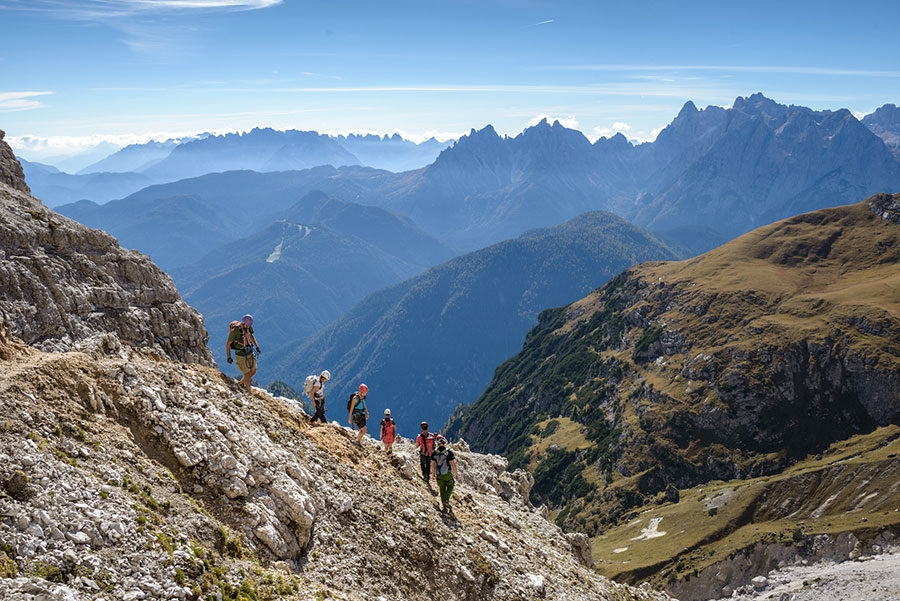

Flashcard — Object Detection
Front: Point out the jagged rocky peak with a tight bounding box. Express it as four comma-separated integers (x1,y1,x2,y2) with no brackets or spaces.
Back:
863,103,900,160
0,136,214,366
0,129,30,194
863,103,900,130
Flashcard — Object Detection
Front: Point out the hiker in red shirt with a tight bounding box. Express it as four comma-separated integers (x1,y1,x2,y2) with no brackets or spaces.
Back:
415,421,435,481
380,409,396,454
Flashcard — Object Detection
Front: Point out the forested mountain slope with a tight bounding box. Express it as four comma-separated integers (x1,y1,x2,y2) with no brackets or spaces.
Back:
447,194,900,537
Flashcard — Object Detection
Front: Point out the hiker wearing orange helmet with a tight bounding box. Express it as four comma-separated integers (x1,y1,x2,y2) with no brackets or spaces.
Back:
348,383,369,447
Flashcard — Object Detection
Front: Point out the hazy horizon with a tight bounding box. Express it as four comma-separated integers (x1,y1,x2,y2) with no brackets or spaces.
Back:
3,0,899,168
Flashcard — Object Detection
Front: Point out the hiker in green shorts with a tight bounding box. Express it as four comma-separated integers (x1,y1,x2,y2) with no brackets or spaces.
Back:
431,435,459,512
226,314,260,392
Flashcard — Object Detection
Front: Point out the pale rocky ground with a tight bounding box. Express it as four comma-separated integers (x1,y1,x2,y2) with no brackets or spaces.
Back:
702,545,900,601
0,318,673,601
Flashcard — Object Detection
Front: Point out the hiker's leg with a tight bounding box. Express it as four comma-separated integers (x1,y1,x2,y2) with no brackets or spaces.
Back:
236,356,253,391
436,475,449,503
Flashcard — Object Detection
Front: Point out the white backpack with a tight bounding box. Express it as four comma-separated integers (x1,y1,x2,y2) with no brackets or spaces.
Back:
302,374,318,399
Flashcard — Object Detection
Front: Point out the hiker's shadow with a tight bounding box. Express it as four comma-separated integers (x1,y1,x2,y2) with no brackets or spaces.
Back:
435,505,459,527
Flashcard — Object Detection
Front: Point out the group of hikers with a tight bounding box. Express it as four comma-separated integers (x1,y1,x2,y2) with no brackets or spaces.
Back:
226,315,459,512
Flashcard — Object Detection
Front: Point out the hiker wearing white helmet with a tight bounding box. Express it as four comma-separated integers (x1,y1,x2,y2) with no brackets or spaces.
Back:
348,383,370,447
226,314,260,393
380,408,396,454
308,370,331,425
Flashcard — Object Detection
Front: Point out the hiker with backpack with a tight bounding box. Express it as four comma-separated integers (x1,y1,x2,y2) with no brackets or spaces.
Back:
380,409,396,454
431,435,459,512
304,370,331,425
347,384,369,446
415,421,436,482
225,314,261,393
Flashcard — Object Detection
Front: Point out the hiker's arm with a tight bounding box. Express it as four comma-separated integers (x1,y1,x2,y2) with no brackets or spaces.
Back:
225,337,233,363
451,459,459,479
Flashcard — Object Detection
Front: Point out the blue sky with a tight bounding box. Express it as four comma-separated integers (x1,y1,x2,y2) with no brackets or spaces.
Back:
2,0,899,166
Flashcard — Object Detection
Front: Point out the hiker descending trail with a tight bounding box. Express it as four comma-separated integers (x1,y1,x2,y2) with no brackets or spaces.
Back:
348,384,370,446
305,370,331,425
380,409,396,454
431,435,459,512
226,314,260,392
416,421,435,483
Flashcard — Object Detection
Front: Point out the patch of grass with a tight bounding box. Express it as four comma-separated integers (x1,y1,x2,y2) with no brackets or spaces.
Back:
26,560,64,583
218,526,245,559
0,546,17,578
154,531,175,554
466,548,498,586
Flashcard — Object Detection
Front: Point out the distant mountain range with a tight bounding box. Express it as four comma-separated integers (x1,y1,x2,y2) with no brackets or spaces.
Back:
56,95,900,260
626,95,900,238
22,128,452,207
270,211,682,434
172,190,455,367
56,167,402,271
445,194,900,537
43,94,900,437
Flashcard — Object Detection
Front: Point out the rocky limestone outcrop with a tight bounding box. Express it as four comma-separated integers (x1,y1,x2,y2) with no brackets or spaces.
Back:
0,130,29,194
0,319,672,601
868,190,900,224
0,136,213,366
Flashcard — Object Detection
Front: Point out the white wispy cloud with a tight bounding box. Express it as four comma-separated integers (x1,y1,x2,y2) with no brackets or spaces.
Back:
592,122,632,140
7,130,210,158
548,64,900,78
527,114,579,129
0,91,53,112
8,0,281,19
7,0,282,60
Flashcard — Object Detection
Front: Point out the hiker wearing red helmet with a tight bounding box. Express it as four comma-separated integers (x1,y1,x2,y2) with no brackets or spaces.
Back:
415,421,436,483
348,383,370,447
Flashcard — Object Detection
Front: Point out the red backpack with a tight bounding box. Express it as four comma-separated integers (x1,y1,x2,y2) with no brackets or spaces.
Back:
417,431,435,455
